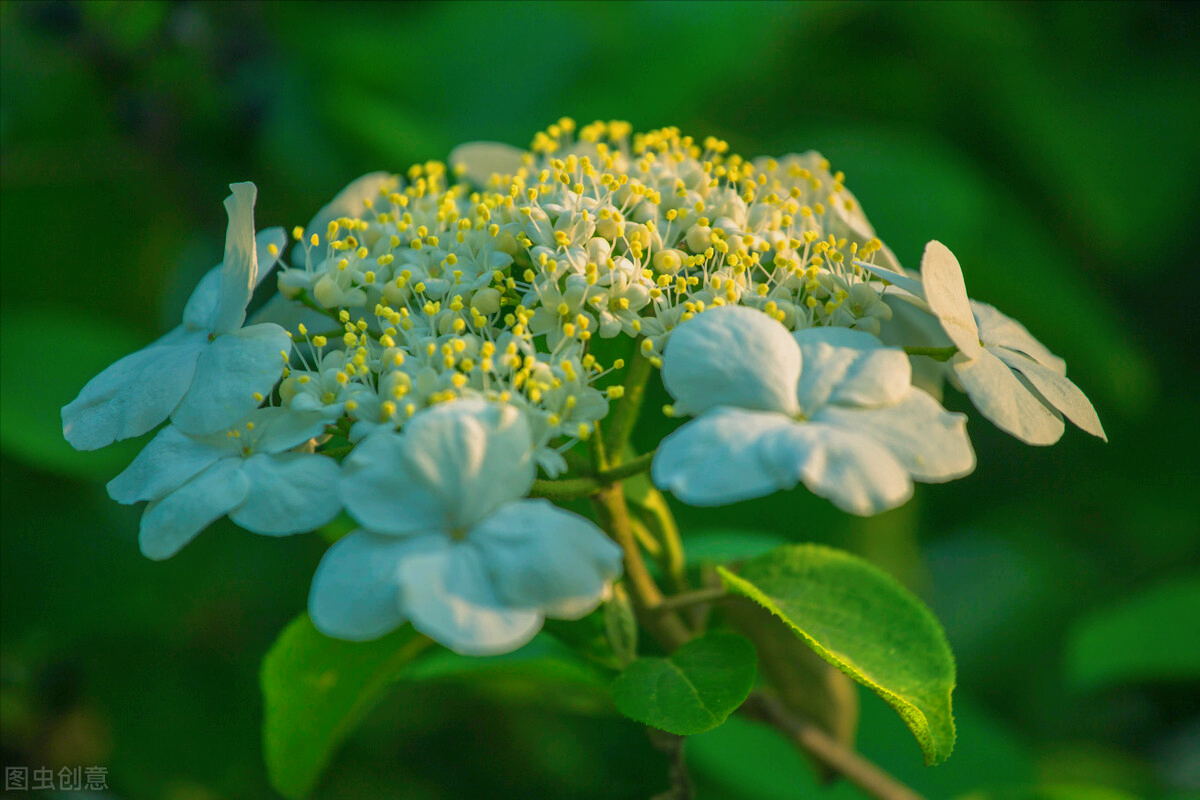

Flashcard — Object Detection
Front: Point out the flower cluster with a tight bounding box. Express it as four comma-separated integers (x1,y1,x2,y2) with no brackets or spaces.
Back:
63,120,1104,654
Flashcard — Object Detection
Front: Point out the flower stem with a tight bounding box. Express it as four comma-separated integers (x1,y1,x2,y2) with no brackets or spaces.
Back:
528,477,600,502
741,691,926,800
604,346,653,463
650,587,727,615
599,450,655,483
590,483,691,650
902,345,958,362
528,449,657,501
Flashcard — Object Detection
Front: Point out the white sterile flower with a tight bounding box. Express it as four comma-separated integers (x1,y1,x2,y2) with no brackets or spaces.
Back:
309,399,624,655
870,241,1106,446
652,305,975,516
63,183,292,449
107,407,340,560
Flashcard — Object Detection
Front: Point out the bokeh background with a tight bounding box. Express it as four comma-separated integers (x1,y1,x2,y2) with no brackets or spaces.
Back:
2,2,1198,798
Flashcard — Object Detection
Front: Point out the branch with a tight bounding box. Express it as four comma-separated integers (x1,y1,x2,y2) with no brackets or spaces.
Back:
740,692,926,800
528,449,657,501
604,346,654,461
590,484,691,650
599,450,655,483
649,587,727,615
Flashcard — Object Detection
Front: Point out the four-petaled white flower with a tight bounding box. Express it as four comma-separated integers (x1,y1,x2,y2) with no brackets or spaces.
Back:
107,407,341,560
62,183,292,449
309,399,624,655
865,241,1106,445
652,305,976,515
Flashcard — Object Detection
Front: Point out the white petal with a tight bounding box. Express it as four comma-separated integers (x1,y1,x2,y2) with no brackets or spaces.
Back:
61,333,206,451
107,424,231,504
920,241,981,358
295,172,395,262
254,227,287,289
953,349,1064,445
211,182,258,334
397,544,543,655
992,347,1105,440
879,290,949,348
448,141,528,187
653,408,802,506
138,459,250,560
171,324,291,436
472,499,623,617
858,262,926,299
186,228,290,331
231,452,342,534
793,327,910,411
252,407,331,454
661,305,801,416
401,400,535,529
309,531,443,641
246,293,335,330
181,267,224,332
534,447,568,478
765,423,913,516
971,301,1066,374
340,430,449,535
813,390,976,482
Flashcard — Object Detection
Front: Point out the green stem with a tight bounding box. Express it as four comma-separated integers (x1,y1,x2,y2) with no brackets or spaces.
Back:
650,587,727,615
741,692,926,800
902,345,958,362
528,450,657,502
629,516,663,558
529,476,600,502
604,346,653,463
589,420,610,472
590,484,691,650
599,450,655,483
634,484,689,595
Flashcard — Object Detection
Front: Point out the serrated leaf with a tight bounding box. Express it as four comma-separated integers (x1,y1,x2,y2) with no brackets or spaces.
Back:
718,544,956,765
722,597,858,780
261,615,434,799
611,631,756,735
1065,575,1200,690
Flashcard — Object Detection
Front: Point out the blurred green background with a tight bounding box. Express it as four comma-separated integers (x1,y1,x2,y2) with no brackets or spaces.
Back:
2,2,1198,798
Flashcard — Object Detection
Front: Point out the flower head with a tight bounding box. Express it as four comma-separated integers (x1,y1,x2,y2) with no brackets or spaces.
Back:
62,183,292,449
309,399,623,654
865,241,1106,445
107,407,340,560
652,305,975,515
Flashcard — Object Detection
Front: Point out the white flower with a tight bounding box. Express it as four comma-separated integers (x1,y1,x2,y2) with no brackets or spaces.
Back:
62,183,292,449
865,241,1106,445
107,407,340,560
308,399,624,655
652,305,975,515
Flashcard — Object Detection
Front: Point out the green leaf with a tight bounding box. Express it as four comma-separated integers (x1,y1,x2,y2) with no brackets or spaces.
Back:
261,615,435,799
718,544,956,765
681,528,791,566
721,598,858,781
611,631,756,735
262,616,617,798
1065,575,1200,690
